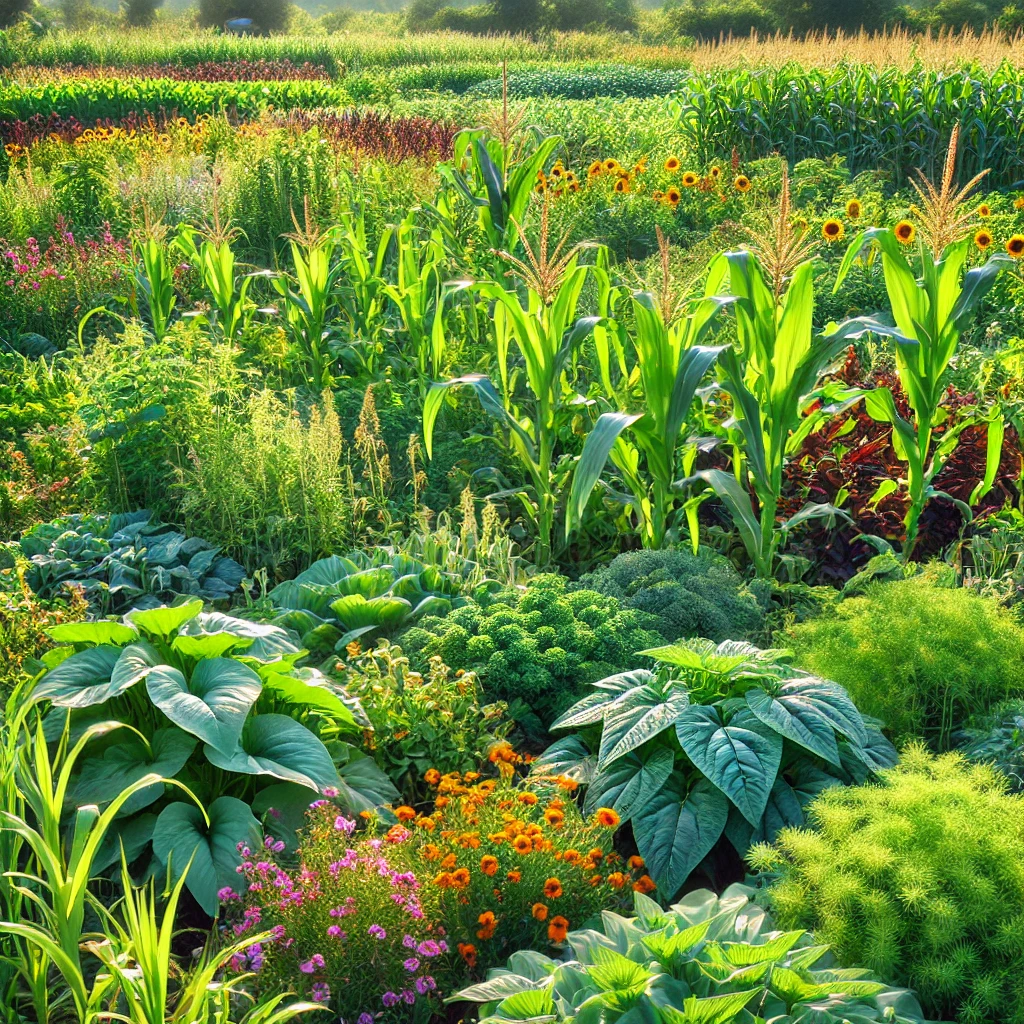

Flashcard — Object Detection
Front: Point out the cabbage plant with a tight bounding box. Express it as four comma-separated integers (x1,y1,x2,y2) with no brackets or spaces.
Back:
454,885,930,1024
31,600,397,914
538,639,896,899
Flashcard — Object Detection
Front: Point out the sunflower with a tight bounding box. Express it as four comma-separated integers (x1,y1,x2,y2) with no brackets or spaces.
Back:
974,228,993,250
588,160,603,178
595,807,620,828
710,165,721,178
652,189,664,201
846,198,862,219
534,181,546,194
821,218,845,242
894,220,916,244
1006,234,1024,258
665,186,682,207
682,171,699,188
547,916,570,942
614,177,629,194
1016,196,1024,210
977,203,991,218
664,155,680,172
734,174,751,193
543,877,563,899
603,158,619,173
479,855,498,876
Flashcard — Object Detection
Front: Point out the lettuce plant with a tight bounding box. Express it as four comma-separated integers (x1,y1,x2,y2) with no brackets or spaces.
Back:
31,599,397,913
539,639,896,899
454,886,930,1024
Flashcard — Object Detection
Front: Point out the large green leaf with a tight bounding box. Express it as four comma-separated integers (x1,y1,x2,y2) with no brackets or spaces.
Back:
660,990,760,1024
329,593,412,630
32,645,126,708
93,812,158,873
177,612,301,662
676,706,782,826
127,600,203,638
632,775,728,899
259,665,359,727
147,658,262,751
45,621,138,646
598,684,690,767
75,727,197,815
584,746,675,823
335,748,400,812
204,714,340,792
152,796,261,915
745,686,841,767
776,676,868,746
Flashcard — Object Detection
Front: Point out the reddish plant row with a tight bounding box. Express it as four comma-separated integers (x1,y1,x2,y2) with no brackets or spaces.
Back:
278,110,457,162
14,59,332,82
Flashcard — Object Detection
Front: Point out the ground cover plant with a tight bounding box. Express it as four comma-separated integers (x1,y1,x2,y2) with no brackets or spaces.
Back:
6,11,1024,1024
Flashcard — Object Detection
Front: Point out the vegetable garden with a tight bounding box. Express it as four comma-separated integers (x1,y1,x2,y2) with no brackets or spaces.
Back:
4,16,1024,1024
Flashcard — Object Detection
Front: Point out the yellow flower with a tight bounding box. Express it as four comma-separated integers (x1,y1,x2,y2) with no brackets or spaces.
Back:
822,219,844,242
977,203,991,218
588,160,603,178
1006,234,1024,258
665,186,681,207
710,165,721,178
734,174,751,193
614,177,629,194
845,198,862,219
682,171,699,188
974,228,993,251
894,220,916,245
664,155,680,172
603,158,619,173
1015,196,1024,210
595,808,620,828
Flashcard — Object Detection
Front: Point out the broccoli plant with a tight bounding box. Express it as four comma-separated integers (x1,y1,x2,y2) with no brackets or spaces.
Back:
399,573,662,733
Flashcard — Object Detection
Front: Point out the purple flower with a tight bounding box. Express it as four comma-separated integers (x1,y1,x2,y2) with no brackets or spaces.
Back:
358,1015,373,1024
327,925,346,939
311,982,330,1003
417,939,440,957
400,990,416,1005
299,954,325,973
334,815,356,834
402,934,417,949
381,992,398,1008
415,976,436,995
217,886,237,902
368,925,386,940
323,786,339,797
403,958,420,972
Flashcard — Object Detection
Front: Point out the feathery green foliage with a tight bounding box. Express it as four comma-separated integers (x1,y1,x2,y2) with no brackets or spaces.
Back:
752,747,1024,1024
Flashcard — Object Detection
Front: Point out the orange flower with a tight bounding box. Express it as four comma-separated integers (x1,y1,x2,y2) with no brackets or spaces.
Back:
589,875,603,886
547,915,569,942
478,780,497,795
480,855,499,877
543,877,563,899
451,867,471,889
440,853,457,870
465,771,481,781
628,855,645,870
477,911,497,940
458,832,481,849
433,871,453,887
563,849,581,864
436,796,450,809
422,844,441,861
415,816,436,831
595,808,620,828
517,792,538,806
544,807,565,827
531,902,548,921
556,776,579,792
458,942,477,967
608,871,628,889
633,874,657,894
506,870,521,883
512,835,533,854
424,768,441,785
588,848,604,862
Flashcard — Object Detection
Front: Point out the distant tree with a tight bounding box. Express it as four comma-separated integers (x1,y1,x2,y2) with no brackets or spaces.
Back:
198,0,290,32
122,0,162,26
666,0,774,36
492,0,539,30
0,0,31,27
763,0,900,32
549,0,638,30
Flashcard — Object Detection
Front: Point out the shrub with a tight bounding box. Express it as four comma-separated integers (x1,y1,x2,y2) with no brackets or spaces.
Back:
457,885,931,1024
787,578,1024,750
0,0,31,27
197,0,289,32
751,747,1024,1023
399,574,663,732
578,547,766,644
121,0,161,25
957,699,1024,792
335,642,512,805
665,0,776,39
542,639,896,899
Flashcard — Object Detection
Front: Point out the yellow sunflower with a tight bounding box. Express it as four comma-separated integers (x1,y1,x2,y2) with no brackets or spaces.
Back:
1006,234,1024,258
822,218,845,242
974,228,993,250
682,171,699,188
977,203,991,218
664,156,680,172
734,174,751,193
894,220,916,245
845,198,862,219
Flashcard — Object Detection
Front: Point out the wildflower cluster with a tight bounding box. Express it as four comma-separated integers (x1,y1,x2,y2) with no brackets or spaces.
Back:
394,749,654,975
224,808,448,1024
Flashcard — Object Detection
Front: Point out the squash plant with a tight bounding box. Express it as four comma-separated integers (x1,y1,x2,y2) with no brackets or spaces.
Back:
454,885,929,1024
539,640,895,899
31,600,397,914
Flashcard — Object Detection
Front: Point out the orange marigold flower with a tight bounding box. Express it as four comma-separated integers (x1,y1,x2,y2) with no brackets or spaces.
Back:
628,855,645,870
532,902,549,921
478,780,497,795
518,792,538,805
563,849,581,864
543,877,563,899
589,875,603,886
435,796,450,809
433,871,453,887
480,855,499,877
451,867,471,889
440,853,457,869
458,832,481,849
424,768,441,785
544,808,565,827
465,771,481,781
415,816,436,831
458,942,477,967
395,806,417,822
422,844,441,861
477,910,497,940
548,916,569,942
588,848,604,862
512,835,533,854
608,871,628,889
633,874,657,894
556,776,579,792
507,870,522,882
595,808,620,828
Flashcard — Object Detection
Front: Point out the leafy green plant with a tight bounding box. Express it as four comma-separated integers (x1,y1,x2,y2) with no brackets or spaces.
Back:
31,600,396,913
135,234,177,344
787,576,1024,750
454,884,930,1024
752,746,1024,1024
400,573,663,733
577,547,766,645
266,547,478,659
957,699,1024,792
831,126,1010,556
541,638,896,899
16,511,246,615
175,219,252,344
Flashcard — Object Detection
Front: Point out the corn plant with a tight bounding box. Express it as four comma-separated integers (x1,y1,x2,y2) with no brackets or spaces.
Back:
135,236,177,344
175,223,252,344
424,241,596,567
568,286,728,550
831,128,1011,556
